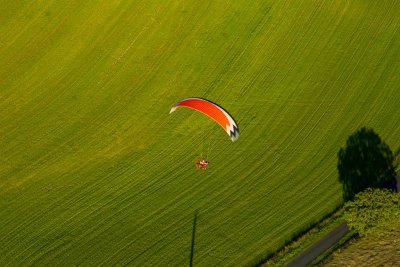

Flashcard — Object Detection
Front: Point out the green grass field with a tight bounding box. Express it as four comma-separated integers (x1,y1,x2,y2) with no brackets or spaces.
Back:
324,226,400,266
1,0,400,265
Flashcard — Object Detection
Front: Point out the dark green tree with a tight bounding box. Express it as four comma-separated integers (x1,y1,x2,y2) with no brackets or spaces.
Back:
394,147,400,173
344,188,400,236
337,127,396,201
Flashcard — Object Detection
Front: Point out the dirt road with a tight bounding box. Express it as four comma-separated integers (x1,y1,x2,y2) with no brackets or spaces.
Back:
285,222,349,267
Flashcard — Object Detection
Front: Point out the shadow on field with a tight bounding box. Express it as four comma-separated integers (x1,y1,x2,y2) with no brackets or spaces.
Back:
337,127,397,201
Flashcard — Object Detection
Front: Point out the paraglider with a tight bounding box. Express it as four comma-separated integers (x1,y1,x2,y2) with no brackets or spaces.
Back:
170,98,239,142
170,97,239,170
195,159,209,170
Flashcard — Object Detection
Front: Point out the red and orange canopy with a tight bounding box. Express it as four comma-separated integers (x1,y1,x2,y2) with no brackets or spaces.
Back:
170,98,239,142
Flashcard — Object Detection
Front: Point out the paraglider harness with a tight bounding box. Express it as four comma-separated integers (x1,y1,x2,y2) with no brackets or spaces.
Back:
195,159,209,170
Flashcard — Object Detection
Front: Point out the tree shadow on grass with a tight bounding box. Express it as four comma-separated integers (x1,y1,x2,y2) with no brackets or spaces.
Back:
337,127,397,201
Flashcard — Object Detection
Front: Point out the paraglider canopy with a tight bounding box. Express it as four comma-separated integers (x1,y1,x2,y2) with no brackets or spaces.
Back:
170,97,239,142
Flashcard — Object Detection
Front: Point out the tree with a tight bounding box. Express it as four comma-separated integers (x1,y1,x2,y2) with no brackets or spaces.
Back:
394,147,400,173
337,127,396,201
344,188,400,237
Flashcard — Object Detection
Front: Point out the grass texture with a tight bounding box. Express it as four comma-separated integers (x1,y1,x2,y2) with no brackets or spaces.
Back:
323,226,400,266
1,0,400,265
